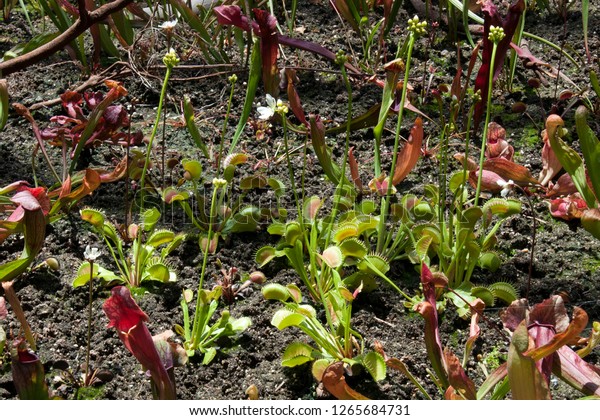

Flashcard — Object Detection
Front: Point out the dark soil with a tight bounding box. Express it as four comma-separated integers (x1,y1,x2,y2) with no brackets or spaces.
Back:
1,0,599,400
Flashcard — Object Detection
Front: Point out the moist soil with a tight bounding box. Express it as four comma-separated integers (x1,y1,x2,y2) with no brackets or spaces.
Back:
1,0,600,400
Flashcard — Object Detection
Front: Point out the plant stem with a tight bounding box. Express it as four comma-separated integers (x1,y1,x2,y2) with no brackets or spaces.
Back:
139,65,173,211
217,78,236,176
474,41,499,207
84,260,94,386
281,117,301,221
191,182,221,349
324,55,352,250
377,32,415,253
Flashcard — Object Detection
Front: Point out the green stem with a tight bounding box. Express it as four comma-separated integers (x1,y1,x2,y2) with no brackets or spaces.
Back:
190,183,221,349
377,32,415,253
324,58,352,250
84,260,94,386
217,79,236,175
281,117,301,220
474,41,499,207
139,65,173,211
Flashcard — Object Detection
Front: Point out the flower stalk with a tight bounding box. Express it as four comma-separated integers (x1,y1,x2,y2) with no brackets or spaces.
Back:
475,26,505,206
139,49,179,210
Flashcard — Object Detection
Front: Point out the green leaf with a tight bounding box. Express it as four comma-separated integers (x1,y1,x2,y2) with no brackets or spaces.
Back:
141,208,161,232
146,263,171,283
239,175,267,190
73,262,120,287
478,251,501,272
229,42,260,153
271,309,306,330
202,347,217,365
0,325,5,354
286,284,303,303
361,351,387,382
267,221,286,236
262,283,291,301
267,178,286,198
312,358,332,382
339,238,368,259
80,208,105,229
146,229,175,248
225,206,260,233
183,97,209,158
471,286,495,307
281,342,315,367
449,171,468,193
230,316,252,332
0,258,31,283
162,233,185,257
507,321,551,399
575,105,600,203
548,115,597,207
182,159,202,180
255,246,278,267
490,281,519,305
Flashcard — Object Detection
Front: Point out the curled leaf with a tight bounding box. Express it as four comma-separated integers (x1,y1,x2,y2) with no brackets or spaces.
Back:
322,362,369,400
392,117,423,185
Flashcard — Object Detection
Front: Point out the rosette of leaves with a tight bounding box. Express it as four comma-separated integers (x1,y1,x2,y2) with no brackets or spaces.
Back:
257,194,410,300
175,287,251,364
262,283,386,393
398,182,520,316
76,207,184,288
162,155,283,253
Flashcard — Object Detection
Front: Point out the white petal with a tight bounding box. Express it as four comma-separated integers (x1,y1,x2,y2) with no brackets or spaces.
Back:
160,19,178,29
257,106,274,120
265,94,276,108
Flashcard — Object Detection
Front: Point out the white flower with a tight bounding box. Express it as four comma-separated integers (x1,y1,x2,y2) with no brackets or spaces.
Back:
84,245,101,261
257,94,276,120
159,19,178,31
496,179,515,197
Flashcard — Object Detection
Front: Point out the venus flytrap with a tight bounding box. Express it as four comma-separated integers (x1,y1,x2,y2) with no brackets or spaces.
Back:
262,281,386,398
179,178,251,361
77,208,184,289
